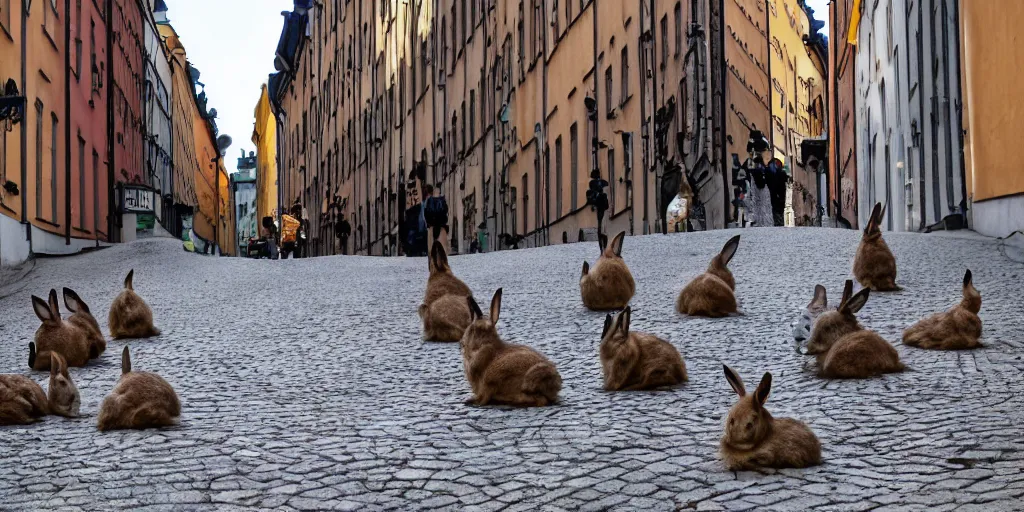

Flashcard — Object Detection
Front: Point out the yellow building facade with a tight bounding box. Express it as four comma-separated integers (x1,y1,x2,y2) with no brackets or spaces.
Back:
960,0,1024,237
252,85,278,224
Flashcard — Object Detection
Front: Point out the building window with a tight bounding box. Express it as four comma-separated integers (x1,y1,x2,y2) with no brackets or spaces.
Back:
674,2,682,58
552,0,559,40
517,2,524,62
555,136,563,216
532,0,542,60
661,15,668,68
522,173,529,232
35,101,43,219
620,46,629,105
510,187,517,235
605,66,613,116
469,89,476,143
44,0,59,43
565,0,572,22
78,135,85,228
608,148,615,214
570,122,578,210
0,127,6,203
440,17,447,72
93,150,99,234
0,0,11,34
75,0,82,79
471,0,478,29
461,100,467,154
461,0,467,44
51,113,58,224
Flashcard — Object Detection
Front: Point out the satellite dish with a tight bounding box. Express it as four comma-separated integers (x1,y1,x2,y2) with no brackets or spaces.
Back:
216,134,233,154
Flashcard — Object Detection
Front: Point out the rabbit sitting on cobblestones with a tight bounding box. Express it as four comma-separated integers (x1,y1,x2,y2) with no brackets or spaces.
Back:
903,269,982,350
97,347,180,431
580,231,635,311
29,289,91,370
805,280,905,379
0,353,80,425
460,289,562,407
599,307,687,391
109,270,161,339
677,235,741,317
854,203,901,291
792,285,831,346
63,288,106,359
419,243,473,342
720,365,821,471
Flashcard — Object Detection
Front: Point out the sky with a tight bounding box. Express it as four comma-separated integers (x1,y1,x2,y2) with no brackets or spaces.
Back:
161,0,828,174
162,0,292,174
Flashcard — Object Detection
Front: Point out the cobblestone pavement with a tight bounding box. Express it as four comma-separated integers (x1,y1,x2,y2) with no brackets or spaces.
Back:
1,228,1022,511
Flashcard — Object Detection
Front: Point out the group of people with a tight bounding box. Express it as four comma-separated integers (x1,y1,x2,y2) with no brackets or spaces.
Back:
257,204,310,260
404,182,450,258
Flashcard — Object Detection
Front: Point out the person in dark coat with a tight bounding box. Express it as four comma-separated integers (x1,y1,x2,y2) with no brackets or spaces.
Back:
335,213,352,255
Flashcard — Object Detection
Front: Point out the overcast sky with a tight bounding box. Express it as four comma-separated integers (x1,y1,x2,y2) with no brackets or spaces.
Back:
162,0,290,174
163,0,828,174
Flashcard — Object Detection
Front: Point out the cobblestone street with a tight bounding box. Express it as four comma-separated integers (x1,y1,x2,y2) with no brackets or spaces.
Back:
1,228,1022,511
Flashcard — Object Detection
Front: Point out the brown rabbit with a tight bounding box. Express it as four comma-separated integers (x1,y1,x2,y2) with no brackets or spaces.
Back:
903,269,982,350
30,289,91,370
97,346,181,431
599,307,687,391
460,289,562,407
63,288,106,359
676,235,741,317
805,280,905,378
418,243,473,341
580,231,636,311
0,353,80,425
853,203,901,291
720,365,822,471
109,269,161,339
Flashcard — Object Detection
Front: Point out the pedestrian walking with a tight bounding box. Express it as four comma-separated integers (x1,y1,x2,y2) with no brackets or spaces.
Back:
336,213,352,255
422,184,450,255
261,216,279,260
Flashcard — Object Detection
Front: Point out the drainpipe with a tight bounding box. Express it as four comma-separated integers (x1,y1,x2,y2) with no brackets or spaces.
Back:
541,0,549,245
593,0,600,238
64,0,72,245
651,0,663,234
20,0,29,243
951,0,967,226
106,0,116,242
718,0,728,228
765,0,773,153
831,0,840,224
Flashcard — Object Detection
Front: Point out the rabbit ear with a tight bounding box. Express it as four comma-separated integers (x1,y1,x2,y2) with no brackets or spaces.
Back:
619,306,632,334
723,365,746,397
610,231,626,257
878,203,887,224
581,261,590,276
32,296,54,322
602,314,613,338
598,234,608,254
963,269,973,288
121,346,132,375
753,372,772,408
48,289,61,319
124,269,135,290
430,243,448,272
841,288,870,314
467,296,484,321
841,280,854,305
489,288,503,324
720,235,741,265
50,353,69,379
63,288,88,314
809,285,827,309
866,203,882,233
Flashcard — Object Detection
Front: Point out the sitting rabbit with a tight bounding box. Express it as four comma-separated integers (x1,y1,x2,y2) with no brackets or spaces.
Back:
720,365,821,470
30,289,90,370
580,231,635,311
418,243,473,341
599,307,687,391
97,347,180,431
460,289,562,407
63,288,106,359
0,353,80,425
677,235,741,317
109,270,161,339
805,280,905,379
853,203,901,291
903,269,982,350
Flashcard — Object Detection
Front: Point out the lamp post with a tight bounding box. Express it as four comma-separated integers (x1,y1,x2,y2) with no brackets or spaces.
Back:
213,134,232,255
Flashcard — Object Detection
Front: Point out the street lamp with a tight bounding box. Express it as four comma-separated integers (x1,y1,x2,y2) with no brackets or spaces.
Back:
213,134,232,256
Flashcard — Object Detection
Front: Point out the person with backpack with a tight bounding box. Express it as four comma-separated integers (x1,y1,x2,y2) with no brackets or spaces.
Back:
422,184,450,255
